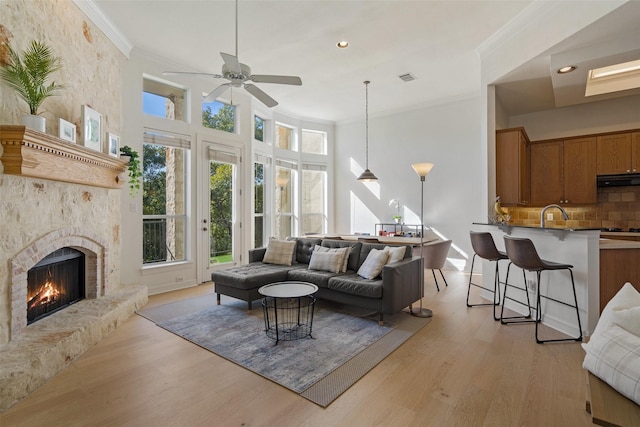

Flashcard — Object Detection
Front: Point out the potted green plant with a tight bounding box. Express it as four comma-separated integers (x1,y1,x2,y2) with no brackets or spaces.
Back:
389,199,402,223
0,40,64,132
120,145,142,196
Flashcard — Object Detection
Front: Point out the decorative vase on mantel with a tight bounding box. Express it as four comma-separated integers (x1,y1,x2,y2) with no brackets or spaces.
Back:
21,114,46,132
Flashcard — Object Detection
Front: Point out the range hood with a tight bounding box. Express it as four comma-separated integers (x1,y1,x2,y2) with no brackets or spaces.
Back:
597,173,640,187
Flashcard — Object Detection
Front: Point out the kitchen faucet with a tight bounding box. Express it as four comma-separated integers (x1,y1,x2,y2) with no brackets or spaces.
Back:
540,204,569,227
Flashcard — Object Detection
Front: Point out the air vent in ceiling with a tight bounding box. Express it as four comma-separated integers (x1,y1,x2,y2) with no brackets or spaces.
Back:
398,73,416,82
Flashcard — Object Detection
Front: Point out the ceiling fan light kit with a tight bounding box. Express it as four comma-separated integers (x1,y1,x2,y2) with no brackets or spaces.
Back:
163,0,301,108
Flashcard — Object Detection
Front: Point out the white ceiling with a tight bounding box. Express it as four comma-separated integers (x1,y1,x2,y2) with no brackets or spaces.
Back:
91,0,640,122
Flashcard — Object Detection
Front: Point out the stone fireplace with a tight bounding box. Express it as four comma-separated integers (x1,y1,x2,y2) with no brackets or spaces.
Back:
0,127,148,412
10,227,106,338
27,247,85,324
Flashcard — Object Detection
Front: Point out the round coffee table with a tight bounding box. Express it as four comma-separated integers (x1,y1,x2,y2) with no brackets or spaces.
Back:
258,282,318,345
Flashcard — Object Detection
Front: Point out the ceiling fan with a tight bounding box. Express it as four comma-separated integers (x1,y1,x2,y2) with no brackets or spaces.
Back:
163,0,301,108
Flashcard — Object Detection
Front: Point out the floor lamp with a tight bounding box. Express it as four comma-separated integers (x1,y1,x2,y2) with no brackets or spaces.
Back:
410,162,434,318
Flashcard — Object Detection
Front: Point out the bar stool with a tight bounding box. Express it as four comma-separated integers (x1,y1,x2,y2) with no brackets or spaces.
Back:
501,236,583,344
422,239,452,291
467,232,509,320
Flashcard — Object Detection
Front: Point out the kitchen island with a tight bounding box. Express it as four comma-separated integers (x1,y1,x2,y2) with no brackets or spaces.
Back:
471,223,640,336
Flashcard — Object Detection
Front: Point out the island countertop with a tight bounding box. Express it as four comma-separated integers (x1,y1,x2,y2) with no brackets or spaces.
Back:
472,222,601,232
472,223,640,249
599,238,640,249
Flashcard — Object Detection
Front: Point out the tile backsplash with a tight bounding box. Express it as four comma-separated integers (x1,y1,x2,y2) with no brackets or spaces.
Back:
504,186,640,230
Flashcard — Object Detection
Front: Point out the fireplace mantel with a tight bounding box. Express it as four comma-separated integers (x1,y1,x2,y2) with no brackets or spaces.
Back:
1,125,127,189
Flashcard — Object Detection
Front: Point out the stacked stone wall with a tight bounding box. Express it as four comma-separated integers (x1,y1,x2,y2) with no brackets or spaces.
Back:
0,0,124,149
0,0,126,344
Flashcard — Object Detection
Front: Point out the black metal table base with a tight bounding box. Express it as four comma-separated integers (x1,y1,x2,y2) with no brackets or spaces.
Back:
262,295,315,345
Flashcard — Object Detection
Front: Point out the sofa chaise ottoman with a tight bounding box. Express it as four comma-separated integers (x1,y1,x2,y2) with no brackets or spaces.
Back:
211,237,424,324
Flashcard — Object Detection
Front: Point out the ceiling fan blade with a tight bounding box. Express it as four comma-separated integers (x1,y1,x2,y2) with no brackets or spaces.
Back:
203,83,231,103
220,52,241,74
250,75,302,85
163,71,222,78
244,84,278,108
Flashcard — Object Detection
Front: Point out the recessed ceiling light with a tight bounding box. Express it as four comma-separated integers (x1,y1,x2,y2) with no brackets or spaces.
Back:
557,66,577,74
336,41,349,49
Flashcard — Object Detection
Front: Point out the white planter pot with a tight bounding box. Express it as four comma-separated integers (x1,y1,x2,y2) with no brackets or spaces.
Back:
21,114,46,132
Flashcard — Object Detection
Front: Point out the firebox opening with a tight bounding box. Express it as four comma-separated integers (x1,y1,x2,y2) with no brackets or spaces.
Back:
27,247,85,324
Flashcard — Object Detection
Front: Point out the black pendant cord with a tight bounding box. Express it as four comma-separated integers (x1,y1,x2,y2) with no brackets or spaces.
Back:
364,80,370,170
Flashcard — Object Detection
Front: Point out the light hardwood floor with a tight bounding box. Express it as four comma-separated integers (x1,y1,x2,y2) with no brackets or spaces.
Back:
1,271,592,427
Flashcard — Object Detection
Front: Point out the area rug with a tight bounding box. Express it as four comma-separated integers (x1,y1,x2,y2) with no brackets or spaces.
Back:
137,295,430,407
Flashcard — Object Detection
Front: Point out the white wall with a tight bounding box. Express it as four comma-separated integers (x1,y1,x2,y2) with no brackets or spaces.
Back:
334,97,483,271
508,95,640,141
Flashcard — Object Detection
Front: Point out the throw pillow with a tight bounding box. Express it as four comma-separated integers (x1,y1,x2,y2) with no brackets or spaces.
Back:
314,245,349,272
357,248,390,280
582,322,640,405
262,239,296,266
384,245,406,264
308,250,344,273
612,306,640,336
591,282,640,338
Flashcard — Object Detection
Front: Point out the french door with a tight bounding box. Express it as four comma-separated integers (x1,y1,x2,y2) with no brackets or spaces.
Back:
198,141,242,283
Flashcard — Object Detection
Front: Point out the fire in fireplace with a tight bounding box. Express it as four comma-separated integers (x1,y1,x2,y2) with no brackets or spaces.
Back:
27,247,85,324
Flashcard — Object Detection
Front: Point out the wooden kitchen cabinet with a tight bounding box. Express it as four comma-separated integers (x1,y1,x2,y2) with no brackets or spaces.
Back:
633,132,640,172
496,127,530,206
564,136,597,204
530,140,563,205
530,136,596,205
599,247,640,312
597,132,636,174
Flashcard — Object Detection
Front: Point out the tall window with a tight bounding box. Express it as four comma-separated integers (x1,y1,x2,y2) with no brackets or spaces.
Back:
275,161,296,239
301,165,327,235
301,129,326,155
203,100,235,133
275,123,296,151
142,131,189,265
254,115,264,142
143,77,186,121
254,162,265,248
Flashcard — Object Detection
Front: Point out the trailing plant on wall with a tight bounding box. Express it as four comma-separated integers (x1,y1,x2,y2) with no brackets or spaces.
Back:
120,145,142,196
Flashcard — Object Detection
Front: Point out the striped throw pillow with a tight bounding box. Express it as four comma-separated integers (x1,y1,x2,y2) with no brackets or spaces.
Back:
313,245,349,272
308,250,344,273
262,239,296,266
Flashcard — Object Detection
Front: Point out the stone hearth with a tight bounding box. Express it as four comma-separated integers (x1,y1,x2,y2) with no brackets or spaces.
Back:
0,285,147,412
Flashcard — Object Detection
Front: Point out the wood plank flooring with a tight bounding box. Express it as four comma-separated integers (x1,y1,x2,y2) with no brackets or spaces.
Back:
0,271,592,426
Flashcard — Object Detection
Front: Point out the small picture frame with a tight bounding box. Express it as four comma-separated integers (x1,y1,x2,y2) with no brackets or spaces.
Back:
58,118,76,143
107,133,120,158
82,105,102,151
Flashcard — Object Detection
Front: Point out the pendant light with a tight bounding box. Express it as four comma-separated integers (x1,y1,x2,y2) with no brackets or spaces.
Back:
357,80,378,182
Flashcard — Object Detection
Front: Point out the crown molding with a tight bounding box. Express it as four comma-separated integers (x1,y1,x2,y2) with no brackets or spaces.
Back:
72,0,132,58
476,0,628,59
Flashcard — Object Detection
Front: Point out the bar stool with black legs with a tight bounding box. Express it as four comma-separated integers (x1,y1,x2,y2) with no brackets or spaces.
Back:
467,232,509,320
501,236,583,344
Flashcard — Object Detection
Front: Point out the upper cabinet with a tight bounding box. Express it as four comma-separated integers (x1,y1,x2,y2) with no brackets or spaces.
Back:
530,140,563,205
597,132,637,174
496,127,530,206
530,137,596,206
633,132,640,172
563,137,597,204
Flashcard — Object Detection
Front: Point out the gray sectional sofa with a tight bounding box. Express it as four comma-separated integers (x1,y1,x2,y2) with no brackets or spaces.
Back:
211,237,424,324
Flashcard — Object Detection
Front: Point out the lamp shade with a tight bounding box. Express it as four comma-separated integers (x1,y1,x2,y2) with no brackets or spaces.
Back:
357,168,378,182
276,176,289,188
411,162,434,178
